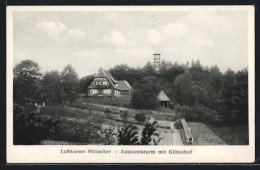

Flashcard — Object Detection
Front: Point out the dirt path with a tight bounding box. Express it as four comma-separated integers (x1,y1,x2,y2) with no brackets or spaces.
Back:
172,129,184,145
156,121,184,145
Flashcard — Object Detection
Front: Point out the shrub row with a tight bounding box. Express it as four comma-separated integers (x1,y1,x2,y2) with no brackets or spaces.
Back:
77,96,132,108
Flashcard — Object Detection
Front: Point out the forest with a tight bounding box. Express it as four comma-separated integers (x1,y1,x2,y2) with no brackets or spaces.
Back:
79,59,248,125
14,59,248,125
13,59,248,145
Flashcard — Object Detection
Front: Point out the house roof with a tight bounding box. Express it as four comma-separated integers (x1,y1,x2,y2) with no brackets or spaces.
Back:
157,90,170,101
117,80,133,91
95,68,132,91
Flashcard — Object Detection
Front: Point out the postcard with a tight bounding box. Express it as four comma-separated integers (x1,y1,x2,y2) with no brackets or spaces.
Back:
6,6,255,163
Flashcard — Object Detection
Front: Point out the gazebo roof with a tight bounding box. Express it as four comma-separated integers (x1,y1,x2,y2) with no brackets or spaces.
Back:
157,90,170,101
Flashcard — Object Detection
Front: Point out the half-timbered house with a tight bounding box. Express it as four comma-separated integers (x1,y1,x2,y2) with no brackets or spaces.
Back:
87,68,133,97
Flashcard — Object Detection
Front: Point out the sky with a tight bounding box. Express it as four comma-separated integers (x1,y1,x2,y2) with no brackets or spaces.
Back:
13,9,249,78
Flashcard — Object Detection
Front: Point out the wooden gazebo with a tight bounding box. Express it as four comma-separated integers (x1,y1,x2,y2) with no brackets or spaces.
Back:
157,90,170,108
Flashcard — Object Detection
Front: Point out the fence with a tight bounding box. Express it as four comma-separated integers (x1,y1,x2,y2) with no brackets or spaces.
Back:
181,118,194,144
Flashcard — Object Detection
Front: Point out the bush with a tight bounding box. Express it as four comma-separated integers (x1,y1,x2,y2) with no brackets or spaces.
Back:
134,111,147,123
174,103,221,123
119,109,128,119
51,118,101,144
76,96,132,108
174,119,182,129
13,104,61,145
105,107,112,114
100,127,117,145
169,102,175,110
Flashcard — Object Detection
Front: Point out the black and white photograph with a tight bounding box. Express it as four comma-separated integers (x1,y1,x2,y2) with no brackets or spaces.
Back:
6,6,255,163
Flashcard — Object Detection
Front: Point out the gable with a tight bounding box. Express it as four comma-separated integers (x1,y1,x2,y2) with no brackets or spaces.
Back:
158,90,170,101
88,68,132,91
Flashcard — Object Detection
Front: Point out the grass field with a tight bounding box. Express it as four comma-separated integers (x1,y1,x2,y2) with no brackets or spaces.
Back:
207,124,249,145
187,122,226,145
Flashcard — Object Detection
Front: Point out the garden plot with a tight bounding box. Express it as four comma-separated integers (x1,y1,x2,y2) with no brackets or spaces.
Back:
187,122,226,145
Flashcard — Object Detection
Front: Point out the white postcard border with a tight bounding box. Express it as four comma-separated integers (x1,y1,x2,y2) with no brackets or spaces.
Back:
6,6,255,163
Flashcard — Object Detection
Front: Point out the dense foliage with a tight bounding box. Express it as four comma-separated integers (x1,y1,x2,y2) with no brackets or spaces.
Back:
134,111,147,123
60,65,79,103
131,77,160,109
78,74,94,94
13,104,61,145
41,71,63,104
14,60,79,106
13,60,42,105
107,59,248,124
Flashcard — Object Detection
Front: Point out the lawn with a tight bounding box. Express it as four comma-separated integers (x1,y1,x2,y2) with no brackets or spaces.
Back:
207,124,249,145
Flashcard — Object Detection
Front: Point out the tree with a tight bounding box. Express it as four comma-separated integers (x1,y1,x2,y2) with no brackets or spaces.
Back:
234,68,248,123
109,64,143,85
219,68,248,123
159,59,168,75
78,74,94,94
42,71,63,104
174,73,194,105
160,62,186,84
60,65,79,103
131,77,159,109
142,61,157,77
13,60,42,105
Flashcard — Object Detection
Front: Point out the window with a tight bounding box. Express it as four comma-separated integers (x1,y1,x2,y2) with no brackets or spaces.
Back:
101,82,103,85
103,89,111,94
90,89,97,94
115,90,121,96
